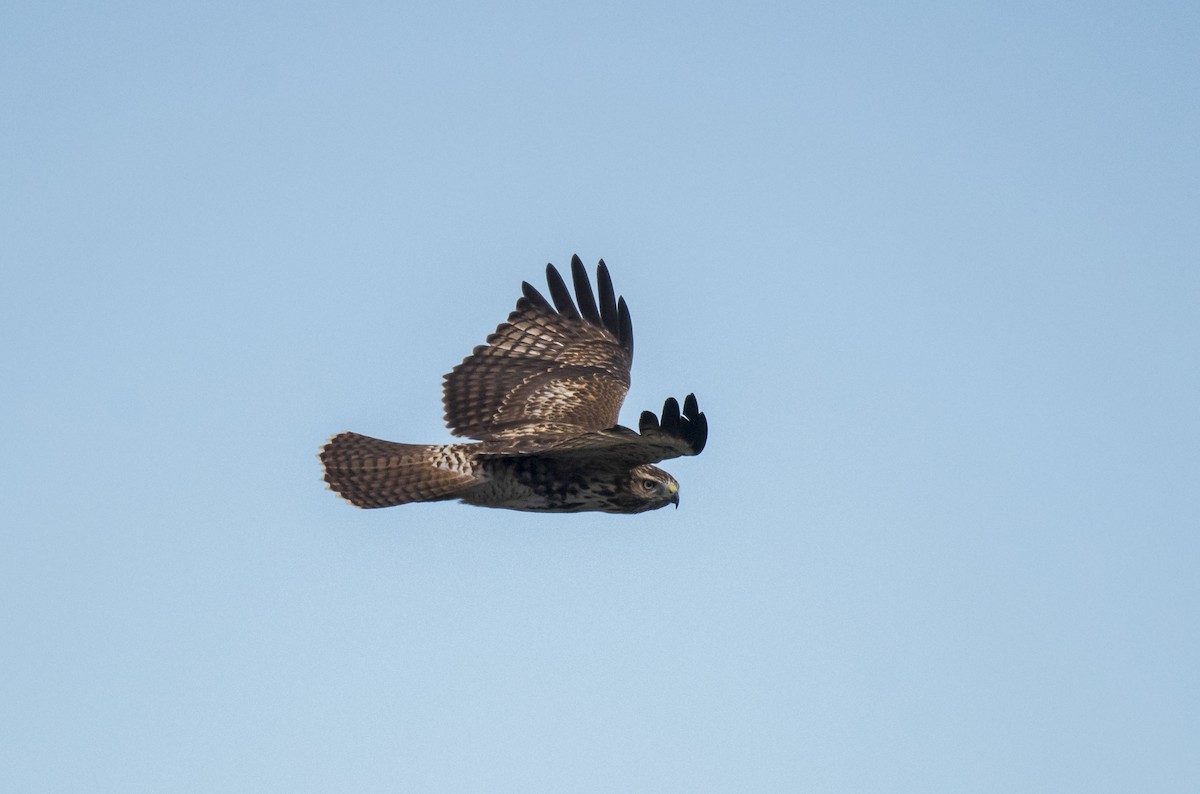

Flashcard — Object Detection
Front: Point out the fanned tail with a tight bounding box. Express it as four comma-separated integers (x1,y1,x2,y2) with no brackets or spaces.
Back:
319,433,477,508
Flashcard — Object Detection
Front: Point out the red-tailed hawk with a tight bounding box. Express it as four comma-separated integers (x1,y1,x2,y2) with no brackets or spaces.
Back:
320,256,707,513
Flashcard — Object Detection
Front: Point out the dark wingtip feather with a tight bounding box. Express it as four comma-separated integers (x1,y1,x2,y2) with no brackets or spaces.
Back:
683,393,708,455
617,296,633,355
571,256,601,324
545,263,580,319
692,411,708,454
639,410,659,434
660,397,681,435
521,281,550,309
683,393,699,421
596,262,618,334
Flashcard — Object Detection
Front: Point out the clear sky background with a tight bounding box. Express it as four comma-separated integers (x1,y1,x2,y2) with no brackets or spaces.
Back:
3,2,1198,791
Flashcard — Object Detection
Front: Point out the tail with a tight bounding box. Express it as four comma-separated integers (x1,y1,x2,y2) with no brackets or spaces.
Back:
319,432,478,508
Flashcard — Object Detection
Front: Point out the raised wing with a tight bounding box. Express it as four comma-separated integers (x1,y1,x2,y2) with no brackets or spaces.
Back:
443,255,634,441
482,394,708,467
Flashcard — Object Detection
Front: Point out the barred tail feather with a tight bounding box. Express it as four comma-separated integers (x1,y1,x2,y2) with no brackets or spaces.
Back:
320,433,477,508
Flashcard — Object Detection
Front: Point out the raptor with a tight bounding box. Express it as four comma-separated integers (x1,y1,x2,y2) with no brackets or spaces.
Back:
320,256,707,513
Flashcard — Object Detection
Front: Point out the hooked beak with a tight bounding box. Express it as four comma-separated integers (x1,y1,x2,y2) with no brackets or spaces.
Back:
668,482,679,509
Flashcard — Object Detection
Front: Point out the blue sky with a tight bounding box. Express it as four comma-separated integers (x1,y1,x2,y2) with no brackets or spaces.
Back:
3,2,1198,790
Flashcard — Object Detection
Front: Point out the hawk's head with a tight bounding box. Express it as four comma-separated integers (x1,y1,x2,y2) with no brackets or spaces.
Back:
620,464,680,512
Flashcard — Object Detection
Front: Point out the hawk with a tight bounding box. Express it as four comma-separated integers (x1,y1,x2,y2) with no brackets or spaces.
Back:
320,255,707,513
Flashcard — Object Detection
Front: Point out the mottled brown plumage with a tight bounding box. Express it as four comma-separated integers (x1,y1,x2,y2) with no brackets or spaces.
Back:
320,256,707,513
442,259,633,440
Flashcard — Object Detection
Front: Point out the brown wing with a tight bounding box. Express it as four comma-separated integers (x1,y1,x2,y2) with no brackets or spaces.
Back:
442,255,634,441
480,394,708,467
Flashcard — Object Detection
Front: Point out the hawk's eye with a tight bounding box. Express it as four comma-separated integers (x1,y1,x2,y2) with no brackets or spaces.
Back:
641,479,657,491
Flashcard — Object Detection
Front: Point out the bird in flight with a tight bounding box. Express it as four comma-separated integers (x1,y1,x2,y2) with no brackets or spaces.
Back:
320,255,707,513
